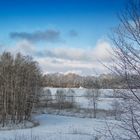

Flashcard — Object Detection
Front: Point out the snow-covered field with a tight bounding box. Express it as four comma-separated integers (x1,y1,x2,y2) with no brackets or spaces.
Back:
0,88,126,140
43,88,122,110
0,114,122,140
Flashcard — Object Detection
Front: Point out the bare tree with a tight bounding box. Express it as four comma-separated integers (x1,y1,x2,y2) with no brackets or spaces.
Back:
109,0,140,139
55,89,66,110
44,89,52,107
111,99,122,120
0,52,42,126
66,89,75,105
85,80,100,118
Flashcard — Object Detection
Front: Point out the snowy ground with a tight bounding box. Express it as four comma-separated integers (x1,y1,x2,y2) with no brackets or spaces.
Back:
0,88,127,140
0,114,123,140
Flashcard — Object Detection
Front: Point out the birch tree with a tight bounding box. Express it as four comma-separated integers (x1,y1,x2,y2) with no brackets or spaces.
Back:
0,52,42,126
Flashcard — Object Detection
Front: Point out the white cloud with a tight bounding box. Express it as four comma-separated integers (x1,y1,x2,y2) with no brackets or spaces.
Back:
4,39,113,75
8,40,36,55
93,39,113,62
35,40,112,63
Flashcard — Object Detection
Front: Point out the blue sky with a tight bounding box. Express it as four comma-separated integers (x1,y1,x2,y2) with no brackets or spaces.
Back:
0,0,126,75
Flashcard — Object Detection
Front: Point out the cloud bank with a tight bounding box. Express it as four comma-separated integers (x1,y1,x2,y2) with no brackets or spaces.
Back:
7,39,113,75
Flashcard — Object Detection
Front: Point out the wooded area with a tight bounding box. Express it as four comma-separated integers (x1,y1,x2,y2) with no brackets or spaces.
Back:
0,52,42,126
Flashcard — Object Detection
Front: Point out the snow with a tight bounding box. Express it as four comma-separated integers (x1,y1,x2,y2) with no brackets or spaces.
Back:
0,121,34,130
0,88,126,140
0,114,122,140
43,88,122,110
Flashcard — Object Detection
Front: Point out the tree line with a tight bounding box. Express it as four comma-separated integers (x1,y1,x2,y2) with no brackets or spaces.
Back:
0,52,42,126
42,73,126,89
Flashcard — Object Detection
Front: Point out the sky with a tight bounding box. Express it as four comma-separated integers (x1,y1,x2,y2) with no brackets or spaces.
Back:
0,0,126,75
